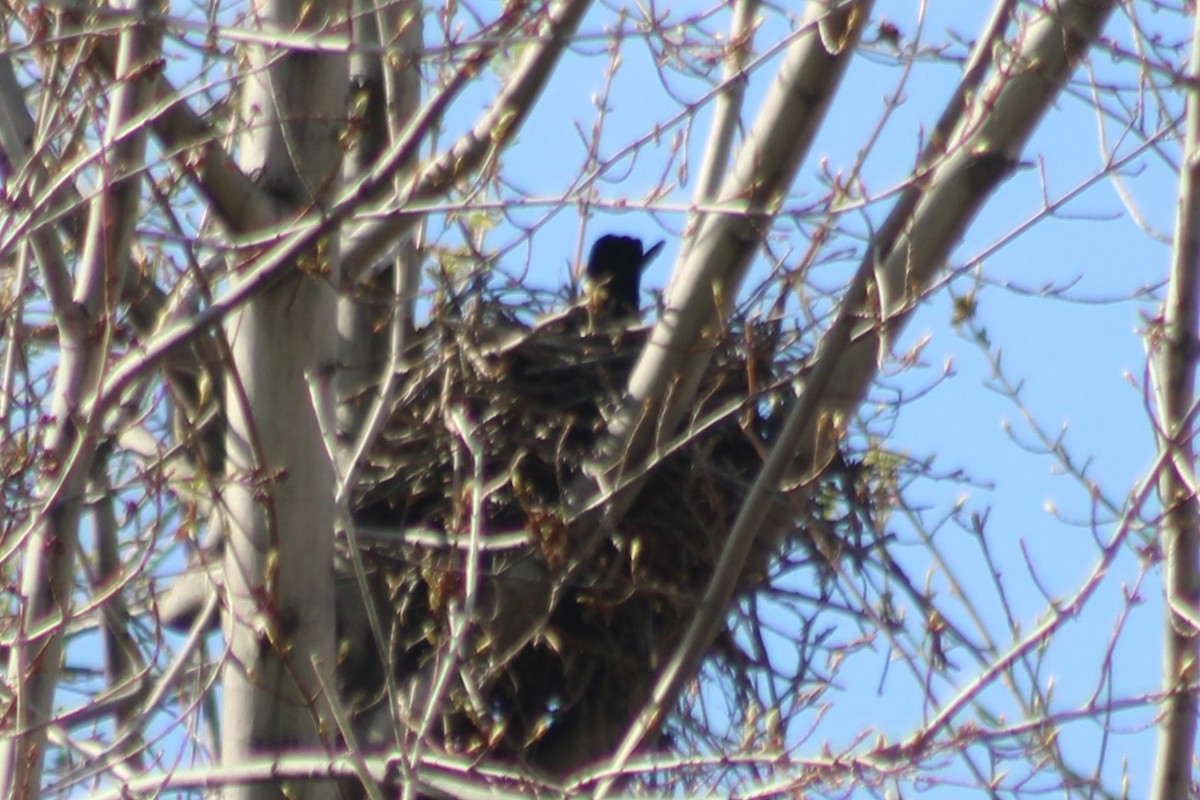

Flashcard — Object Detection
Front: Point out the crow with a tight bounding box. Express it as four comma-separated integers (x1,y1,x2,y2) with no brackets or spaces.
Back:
584,234,665,320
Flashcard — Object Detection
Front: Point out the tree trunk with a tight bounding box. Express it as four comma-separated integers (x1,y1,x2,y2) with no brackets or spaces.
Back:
220,4,346,798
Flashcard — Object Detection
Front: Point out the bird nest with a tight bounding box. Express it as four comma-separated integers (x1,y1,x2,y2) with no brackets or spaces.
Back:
341,287,852,770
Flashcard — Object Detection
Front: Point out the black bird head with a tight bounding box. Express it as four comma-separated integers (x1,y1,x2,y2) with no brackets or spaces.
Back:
585,234,665,320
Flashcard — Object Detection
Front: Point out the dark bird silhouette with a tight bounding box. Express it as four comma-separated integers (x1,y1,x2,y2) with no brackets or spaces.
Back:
584,234,665,320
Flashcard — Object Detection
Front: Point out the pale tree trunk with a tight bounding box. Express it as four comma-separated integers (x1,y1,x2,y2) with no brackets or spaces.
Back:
220,3,346,798
0,4,158,797
1150,7,1200,797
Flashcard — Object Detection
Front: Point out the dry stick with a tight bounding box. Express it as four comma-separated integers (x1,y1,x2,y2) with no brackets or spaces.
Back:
324,294,421,779
591,0,1119,790
1149,6,1200,798
312,665,388,800
414,413,476,706
400,407,488,800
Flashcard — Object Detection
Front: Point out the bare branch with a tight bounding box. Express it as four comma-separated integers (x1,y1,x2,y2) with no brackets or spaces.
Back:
0,3,161,795
1149,6,1200,797
607,0,871,476
341,0,593,282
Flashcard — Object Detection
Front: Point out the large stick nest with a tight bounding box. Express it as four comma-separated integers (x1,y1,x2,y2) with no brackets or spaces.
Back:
339,286,868,772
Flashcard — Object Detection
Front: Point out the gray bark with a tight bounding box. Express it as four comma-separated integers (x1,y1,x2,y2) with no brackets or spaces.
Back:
219,3,346,798
1150,6,1200,797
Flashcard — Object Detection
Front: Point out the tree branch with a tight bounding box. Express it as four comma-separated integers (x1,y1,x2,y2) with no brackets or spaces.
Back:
0,3,161,795
595,0,1119,787
1150,5,1200,797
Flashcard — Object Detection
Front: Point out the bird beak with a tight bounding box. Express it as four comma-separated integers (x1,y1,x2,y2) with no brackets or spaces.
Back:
641,240,666,272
